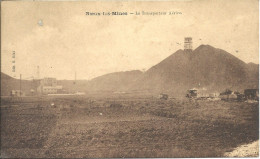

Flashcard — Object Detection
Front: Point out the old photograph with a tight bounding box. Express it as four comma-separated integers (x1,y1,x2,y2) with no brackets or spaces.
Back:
1,0,259,158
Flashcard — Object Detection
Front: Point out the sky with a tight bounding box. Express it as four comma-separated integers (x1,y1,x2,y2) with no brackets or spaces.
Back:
1,0,259,80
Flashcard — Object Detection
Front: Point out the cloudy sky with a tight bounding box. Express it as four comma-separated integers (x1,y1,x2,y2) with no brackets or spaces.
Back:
1,0,259,80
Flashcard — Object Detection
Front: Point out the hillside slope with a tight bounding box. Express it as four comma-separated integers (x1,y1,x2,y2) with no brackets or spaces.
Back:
129,45,258,96
85,70,143,93
1,73,40,96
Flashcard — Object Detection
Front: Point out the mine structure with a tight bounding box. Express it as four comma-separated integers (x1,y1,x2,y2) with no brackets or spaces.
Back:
184,37,192,51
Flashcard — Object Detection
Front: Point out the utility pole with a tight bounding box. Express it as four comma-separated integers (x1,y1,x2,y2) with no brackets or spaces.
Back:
74,71,77,84
75,71,77,83
37,66,40,79
32,77,34,96
20,74,22,96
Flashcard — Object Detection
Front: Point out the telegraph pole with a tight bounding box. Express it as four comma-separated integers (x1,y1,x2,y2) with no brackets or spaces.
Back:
74,71,77,84
20,74,22,96
75,71,77,84
37,66,39,79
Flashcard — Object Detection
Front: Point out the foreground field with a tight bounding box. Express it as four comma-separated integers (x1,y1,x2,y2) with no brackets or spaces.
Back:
1,96,259,158
224,140,259,157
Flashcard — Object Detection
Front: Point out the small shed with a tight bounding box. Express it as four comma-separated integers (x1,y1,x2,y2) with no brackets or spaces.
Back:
186,89,198,98
10,90,25,97
219,89,237,101
158,93,168,100
244,89,259,100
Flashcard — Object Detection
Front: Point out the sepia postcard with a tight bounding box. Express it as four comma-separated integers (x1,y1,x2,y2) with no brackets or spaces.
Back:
0,0,259,158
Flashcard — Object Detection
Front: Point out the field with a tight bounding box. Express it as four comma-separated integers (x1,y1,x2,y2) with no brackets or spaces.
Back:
1,96,259,158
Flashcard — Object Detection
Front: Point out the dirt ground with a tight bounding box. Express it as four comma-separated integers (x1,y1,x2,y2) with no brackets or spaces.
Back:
224,140,259,157
0,96,259,158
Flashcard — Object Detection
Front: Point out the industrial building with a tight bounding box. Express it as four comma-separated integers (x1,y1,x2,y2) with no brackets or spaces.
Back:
37,77,62,95
10,90,25,97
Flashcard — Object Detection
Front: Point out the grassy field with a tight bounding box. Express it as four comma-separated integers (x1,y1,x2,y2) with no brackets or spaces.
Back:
0,96,258,158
